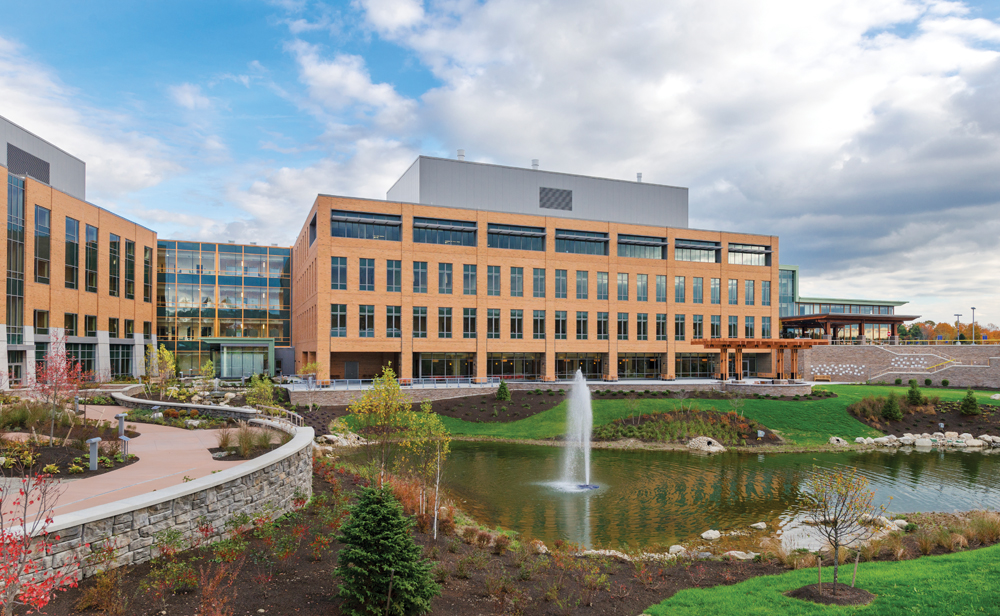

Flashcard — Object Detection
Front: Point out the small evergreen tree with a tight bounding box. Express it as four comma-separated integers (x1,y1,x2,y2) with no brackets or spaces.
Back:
336,487,439,616
960,389,980,416
882,393,902,421
906,381,924,406
495,380,511,402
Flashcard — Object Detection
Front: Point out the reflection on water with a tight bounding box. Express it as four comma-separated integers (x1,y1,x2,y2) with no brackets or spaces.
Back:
443,442,1000,549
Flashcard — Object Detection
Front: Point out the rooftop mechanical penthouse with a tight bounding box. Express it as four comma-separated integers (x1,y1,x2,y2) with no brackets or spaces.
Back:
293,155,780,382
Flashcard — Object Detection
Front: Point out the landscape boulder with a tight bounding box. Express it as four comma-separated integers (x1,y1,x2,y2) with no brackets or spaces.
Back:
669,544,686,555
899,436,915,446
701,530,722,541
914,438,933,448
723,550,757,561
321,432,368,447
688,436,726,453
750,522,767,530
828,436,849,446
965,439,985,448
893,519,909,530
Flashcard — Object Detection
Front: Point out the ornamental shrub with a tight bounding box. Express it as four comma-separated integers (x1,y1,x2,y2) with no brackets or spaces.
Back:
942,379,950,387
925,378,932,386
336,487,439,616
894,378,902,385
882,394,903,421
960,389,980,416
495,380,511,402
906,382,924,406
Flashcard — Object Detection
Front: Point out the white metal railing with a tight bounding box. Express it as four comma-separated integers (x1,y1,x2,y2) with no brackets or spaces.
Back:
257,405,305,427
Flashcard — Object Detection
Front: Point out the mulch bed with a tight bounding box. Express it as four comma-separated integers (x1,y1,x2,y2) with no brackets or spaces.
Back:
4,445,140,478
593,410,782,447
854,400,1000,435
786,583,875,606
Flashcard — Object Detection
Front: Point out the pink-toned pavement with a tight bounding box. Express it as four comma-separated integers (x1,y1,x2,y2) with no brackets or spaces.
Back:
47,405,246,517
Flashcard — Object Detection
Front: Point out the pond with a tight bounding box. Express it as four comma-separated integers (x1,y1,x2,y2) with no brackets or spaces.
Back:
442,442,1000,549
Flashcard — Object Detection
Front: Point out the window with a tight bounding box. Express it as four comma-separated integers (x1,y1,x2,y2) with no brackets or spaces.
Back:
510,310,523,339
745,280,755,306
331,304,347,337
555,270,567,298
34,206,50,284
487,266,501,296
463,308,476,338
674,239,720,263
413,307,427,338
728,243,770,266
34,310,48,335
487,223,545,251
711,278,720,305
728,279,738,305
331,257,347,289
387,306,401,338
656,314,667,340
692,315,703,339
762,316,772,339
438,308,452,338
510,267,523,297
728,315,738,338
6,176,24,346
617,234,667,259
65,218,79,290
533,310,546,339
463,264,476,295
309,213,317,245
617,273,629,301
64,313,78,337
387,260,401,292
85,315,97,338
533,268,546,298
124,240,135,299
85,225,98,293
576,271,588,299
711,315,721,339
576,311,588,340
636,313,648,340
597,312,609,340
143,246,152,302
359,305,375,337
413,217,477,246
656,275,666,302
762,280,771,307
745,316,755,338
108,317,118,338
487,309,500,339
555,229,608,255
636,274,648,302
597,272,609,300
617,312,629,340
674,315,685,341
674,276,685,303
125,319,134,336
331,210,401,241
109,234,120,297
693,277,703,304
360,258,375,291
144,321,151,337
555,311,567,339
413,262,428,293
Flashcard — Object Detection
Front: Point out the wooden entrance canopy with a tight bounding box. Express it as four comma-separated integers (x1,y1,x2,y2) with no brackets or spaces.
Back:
690,338,829,380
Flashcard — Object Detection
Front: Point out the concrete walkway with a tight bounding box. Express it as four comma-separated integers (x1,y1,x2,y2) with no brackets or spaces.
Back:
44,405,246,517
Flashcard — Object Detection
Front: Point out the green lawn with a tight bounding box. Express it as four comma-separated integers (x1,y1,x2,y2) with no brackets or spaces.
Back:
646,543,1000,615
436,384,1000,447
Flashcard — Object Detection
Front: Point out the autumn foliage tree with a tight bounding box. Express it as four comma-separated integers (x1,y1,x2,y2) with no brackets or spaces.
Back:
349,365,416,486
145,344,176,399
30,330,85,441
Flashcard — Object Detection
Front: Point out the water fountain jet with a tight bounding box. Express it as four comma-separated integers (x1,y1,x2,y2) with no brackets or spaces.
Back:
562,369,597,490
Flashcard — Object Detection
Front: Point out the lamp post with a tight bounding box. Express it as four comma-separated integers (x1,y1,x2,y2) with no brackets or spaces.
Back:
971,307,976,345
955,314,962,345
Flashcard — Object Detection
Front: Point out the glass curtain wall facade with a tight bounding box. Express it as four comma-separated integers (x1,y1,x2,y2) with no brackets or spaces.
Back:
157,241,291,375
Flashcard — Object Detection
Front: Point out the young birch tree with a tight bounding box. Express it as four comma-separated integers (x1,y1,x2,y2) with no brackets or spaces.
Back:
145,344,176,400
398,400,451,519
348,365,414,486
799,467,891,595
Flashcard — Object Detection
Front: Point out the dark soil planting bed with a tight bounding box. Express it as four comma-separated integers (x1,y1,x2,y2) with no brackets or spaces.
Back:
593,409,781,446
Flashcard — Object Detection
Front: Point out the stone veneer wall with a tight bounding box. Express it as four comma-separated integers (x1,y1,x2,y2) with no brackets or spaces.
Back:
801,345,1000,388
23,423,314,583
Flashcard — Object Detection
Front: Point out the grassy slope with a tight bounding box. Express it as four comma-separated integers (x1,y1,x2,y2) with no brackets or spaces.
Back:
646,543,1000,615
437,385,1000,446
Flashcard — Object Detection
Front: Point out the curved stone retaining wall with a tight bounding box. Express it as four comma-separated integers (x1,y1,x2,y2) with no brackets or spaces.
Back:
111,390,259,421
23,425,314,582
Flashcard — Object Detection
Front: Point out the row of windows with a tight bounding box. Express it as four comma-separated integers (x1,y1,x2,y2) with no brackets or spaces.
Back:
29,206,152,301
330,209,771,263
330,257,772,304
330,304,772,341
31,309,151,339
158,248,291,277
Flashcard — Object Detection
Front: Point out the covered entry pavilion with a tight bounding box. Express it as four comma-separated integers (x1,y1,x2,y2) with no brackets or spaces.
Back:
780,313,920,341
691,339,828,380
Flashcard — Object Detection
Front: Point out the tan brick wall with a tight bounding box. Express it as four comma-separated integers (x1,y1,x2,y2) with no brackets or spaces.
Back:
292,196,780,382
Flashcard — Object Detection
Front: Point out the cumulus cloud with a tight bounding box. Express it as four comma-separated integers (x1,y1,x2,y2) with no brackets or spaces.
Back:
355,0,425,35
169,83,213,110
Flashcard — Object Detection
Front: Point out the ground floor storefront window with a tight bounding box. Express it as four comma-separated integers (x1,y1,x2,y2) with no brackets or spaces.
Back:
555,353,604,380
109,344,133,378
487,353,540,380
618,354,660,379
416,353,474,378
675,353,716,378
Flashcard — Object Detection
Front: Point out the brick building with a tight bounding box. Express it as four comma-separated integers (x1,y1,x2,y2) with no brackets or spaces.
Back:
292,155,781,382
1,115,156,384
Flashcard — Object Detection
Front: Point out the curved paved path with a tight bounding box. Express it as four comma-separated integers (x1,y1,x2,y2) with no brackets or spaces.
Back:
46,405,246,517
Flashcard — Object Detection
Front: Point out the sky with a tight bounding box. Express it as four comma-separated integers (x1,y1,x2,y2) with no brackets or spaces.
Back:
1,0,999,324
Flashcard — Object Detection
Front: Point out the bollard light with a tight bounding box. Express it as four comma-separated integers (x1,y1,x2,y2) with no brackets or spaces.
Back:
119,436,130,458
87,437,102,472
115,413,127,438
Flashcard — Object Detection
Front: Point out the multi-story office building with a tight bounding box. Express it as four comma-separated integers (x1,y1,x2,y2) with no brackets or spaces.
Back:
292,155,781,381
1,115,157,384
156,240,292,377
